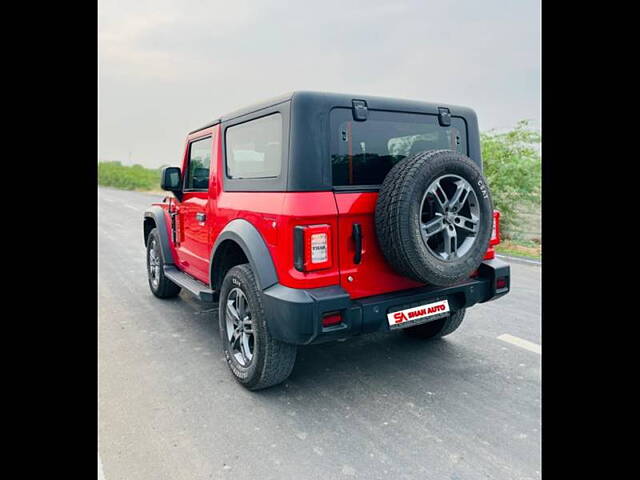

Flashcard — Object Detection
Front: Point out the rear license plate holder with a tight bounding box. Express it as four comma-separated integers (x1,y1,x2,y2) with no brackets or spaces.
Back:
386,298,450,330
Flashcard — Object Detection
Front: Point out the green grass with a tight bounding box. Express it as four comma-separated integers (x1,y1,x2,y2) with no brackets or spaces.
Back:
495,240,541,260
99,119,542,257
98,161,162,191
481,120,541,240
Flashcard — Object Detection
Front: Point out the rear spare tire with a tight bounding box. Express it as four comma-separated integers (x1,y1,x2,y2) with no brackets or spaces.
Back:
375,149,493,286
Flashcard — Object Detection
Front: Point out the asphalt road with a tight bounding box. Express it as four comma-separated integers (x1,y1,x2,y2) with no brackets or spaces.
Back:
98,186,541,480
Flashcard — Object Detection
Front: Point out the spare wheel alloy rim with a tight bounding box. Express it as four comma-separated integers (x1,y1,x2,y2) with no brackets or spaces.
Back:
419,174,481,261
225,287,254,366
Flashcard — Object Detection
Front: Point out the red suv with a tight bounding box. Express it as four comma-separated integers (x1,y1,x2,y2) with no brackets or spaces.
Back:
143,91,510,390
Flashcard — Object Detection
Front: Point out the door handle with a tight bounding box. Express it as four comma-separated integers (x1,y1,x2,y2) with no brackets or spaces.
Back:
196,212,206,222
352,223,362,264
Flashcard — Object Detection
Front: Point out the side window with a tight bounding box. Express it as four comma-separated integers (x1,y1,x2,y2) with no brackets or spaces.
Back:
185,137,212,190
225,113,282,179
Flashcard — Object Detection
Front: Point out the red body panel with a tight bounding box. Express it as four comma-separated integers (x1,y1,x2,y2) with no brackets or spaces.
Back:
154,124,498,298
175,192,210,282
170,127,218,283
214,190,341,289
168,124,342,290
211,191,339,289
333,193,424,299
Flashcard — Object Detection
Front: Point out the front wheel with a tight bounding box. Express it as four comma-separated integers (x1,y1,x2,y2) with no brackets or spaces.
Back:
146,228,181,299
402,309,466,339
218,264,297,390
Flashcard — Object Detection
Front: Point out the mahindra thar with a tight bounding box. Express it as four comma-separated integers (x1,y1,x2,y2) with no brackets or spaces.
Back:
143,91,510,390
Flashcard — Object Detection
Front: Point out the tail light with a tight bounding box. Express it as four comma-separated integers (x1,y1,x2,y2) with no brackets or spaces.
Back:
322,312,342,327
484,210,501,260
294,224,332,272
490,210,501,246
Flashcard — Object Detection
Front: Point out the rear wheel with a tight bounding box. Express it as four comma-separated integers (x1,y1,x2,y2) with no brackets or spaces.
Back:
146,228,181,298
403,309,466,339
218,264,297,390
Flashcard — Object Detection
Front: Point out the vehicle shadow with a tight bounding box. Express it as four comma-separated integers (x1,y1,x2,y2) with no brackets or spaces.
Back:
188,296,475,397
289,331,470,388
183,295,486,411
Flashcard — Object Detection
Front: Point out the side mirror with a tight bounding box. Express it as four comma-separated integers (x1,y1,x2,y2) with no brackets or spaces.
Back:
161,166,181,190
160,167,182,200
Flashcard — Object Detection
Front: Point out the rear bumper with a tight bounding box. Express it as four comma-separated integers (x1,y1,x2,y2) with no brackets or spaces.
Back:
262,259,510,345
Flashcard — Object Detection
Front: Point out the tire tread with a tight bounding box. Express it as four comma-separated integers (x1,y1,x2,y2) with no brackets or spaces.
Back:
403,309,466,339
147,228,181,299
375,150,493,286
221,264,297,391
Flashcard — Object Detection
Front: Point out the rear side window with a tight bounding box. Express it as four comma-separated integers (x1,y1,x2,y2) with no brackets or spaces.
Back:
225,113,282,179
185,136,212,190
330,109,467,187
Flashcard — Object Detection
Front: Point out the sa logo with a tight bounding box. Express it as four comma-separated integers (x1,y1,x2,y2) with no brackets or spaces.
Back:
393,312,408,324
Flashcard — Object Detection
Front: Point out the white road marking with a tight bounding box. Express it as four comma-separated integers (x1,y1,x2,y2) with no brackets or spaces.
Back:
496,254,541,265
98,453,105,480
101,198,115,203
124,204,139,211
497,334,541,355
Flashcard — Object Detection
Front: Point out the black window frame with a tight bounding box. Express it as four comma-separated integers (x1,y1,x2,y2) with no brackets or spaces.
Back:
222,101,290,192
183,135,213,193
328,107,469,191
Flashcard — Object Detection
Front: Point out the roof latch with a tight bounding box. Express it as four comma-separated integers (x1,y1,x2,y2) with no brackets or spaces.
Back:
438,107,451,127
352,99,368,121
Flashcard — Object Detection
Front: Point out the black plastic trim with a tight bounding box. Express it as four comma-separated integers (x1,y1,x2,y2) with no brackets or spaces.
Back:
163,265,215,302
293,226,305,272
478,258,511,302
182,136,213,193
221,103,291,192
352,223,362,264
210,218,278,290
352,99,368,121
333,185,380,193
438,107,452,126
262,284,352,345
262,258,510,345
187,91,482,192
188,120,221,135
143,207,176,265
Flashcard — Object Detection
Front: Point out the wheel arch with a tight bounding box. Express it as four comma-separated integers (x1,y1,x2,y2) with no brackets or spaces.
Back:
210,219,278,294
143,206,176,265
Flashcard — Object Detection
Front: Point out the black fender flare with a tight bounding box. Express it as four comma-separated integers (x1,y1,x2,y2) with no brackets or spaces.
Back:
143,206,176,265
210,218,278,291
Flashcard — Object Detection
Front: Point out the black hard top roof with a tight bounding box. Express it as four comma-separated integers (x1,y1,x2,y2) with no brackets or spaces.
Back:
188,91,476,135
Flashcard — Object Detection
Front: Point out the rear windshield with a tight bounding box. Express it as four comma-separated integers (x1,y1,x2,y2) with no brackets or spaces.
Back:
330,108,467,187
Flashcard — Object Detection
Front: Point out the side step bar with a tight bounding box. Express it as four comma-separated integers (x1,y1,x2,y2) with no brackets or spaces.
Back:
163,265,215,302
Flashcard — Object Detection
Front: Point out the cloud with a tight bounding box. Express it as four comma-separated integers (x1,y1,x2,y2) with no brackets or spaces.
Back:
98,0,540,167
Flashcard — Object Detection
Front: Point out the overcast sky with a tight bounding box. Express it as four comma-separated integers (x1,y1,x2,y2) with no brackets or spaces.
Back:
98,0,540,169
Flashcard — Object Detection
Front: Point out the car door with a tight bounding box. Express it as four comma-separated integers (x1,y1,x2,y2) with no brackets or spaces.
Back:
175,134,213,283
